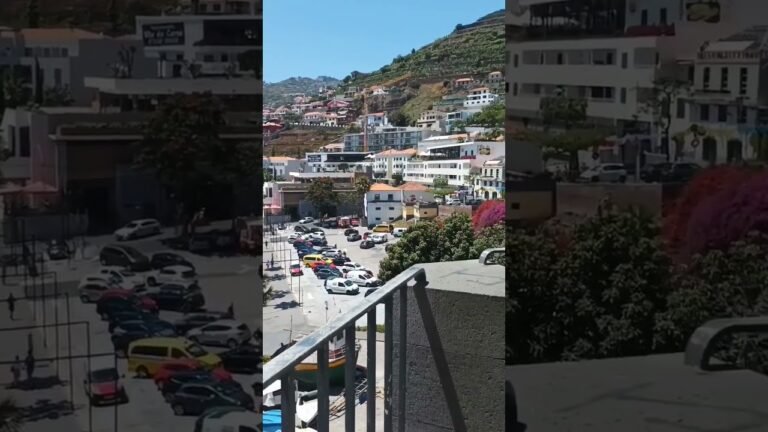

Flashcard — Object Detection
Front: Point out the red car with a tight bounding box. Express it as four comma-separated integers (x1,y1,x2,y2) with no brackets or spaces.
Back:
289,264,303,276
84,367,128,406
153,359,232,390
100,289,158,312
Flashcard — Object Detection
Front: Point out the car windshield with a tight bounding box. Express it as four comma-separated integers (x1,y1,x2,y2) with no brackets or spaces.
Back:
125,223,138,228
182,270,195,278
343,280,354,287
290,264,300,269
90,369,118,382
123,247,145,260
187,343,208,357
119,271,136,277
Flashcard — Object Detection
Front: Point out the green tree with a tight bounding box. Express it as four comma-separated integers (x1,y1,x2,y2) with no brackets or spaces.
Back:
433,177,448,189
135,93,259,233
0,398,22,432
2,73,29,109
351,176,371,217
640,78,689,159
108,0,119,34
389,110,409,127
391,173,403,186
283,112,301,124
26,0,40,28
451,120,467,133
306,177,338,216
468,100,503,128
43,86,73,106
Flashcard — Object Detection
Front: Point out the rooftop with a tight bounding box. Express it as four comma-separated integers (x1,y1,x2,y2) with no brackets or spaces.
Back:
369,183,399,192
398,182,429,191
84,77,262,95
18,28,106,42
373,148,418,158
509,354,768,431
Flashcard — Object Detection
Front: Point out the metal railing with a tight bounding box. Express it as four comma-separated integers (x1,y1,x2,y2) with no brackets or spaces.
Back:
263,248,506,431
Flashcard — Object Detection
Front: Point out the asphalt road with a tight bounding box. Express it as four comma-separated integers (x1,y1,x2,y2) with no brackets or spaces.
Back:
11,227,260,432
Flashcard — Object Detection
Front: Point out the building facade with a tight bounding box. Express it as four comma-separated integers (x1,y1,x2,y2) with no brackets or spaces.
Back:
263,157,304,179
304,151,372,173
372,148,417,179
343,127,437,152
475,157,505,199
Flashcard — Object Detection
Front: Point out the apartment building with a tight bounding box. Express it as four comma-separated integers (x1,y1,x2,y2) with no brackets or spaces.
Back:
364,182,435,224
343,126,437,152
263,156,304,178
372,148,417,179
476,157,505,199
403,138,506,187
464,87,498,110
304,151,372,173
507,0,768,165
445,110,475,132
416,110,446,130
136,0,261,79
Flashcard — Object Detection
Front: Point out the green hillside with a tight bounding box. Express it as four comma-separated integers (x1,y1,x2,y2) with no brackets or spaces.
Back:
343,10,505,88
264,76,341,107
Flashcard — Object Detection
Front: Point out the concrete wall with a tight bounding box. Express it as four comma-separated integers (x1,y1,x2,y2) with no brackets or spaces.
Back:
505,139,543,173
556,183,663,217
392,260,505,431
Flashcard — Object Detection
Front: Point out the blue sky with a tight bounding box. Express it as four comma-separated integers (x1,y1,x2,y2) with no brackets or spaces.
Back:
264,0,503,83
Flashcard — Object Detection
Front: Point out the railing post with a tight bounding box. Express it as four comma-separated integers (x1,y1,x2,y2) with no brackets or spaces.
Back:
367,310,377,432
384,297,393,432
344,326,356,431
281,376,295,431
398,286,407,432
317,340,330,432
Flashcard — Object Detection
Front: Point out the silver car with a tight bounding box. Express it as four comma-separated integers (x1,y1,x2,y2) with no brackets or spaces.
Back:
186,319,251,349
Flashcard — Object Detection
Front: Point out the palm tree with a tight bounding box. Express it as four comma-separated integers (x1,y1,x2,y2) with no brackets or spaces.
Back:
0,398,23,432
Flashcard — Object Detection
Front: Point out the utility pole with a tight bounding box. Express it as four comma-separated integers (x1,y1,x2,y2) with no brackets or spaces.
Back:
363,93,368,153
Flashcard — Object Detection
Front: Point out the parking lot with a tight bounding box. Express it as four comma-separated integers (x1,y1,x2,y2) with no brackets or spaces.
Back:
263,223,398,355
2,226,260,432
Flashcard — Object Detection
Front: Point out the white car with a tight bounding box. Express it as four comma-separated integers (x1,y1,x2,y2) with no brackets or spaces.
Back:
80,274,120,290
114,219,161,241
346,271,382,288
340,262,368,273
145,265,197,286
78,280,113,303
298,217,314,224
325,278,360,295
97,267,146,290
371,234,388,244
288,233,300,241
580,163,628,183
186,319,251,349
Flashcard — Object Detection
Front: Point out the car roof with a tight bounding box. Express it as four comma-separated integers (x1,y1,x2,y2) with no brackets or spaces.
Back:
204,319,242,326
132,218,159,223
128,337,193,348
162,265,193,271
329,277,348,283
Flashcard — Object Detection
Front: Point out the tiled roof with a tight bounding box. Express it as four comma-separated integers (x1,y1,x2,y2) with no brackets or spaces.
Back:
398,182,429,191
370,183,399,191
20,28,105,42
374,148,417,158
264,156,296,162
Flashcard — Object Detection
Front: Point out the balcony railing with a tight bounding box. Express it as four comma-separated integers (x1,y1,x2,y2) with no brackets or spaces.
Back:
263,248,505,431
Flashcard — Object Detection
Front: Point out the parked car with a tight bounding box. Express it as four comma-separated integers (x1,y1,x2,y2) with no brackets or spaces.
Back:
99,245,152,272
112,320,177,356
346,232,362,242
173,311,233,335
150,252,195,271
640,162,700,183
154,359,232,391
218,345,262,374
84,367,128,406
289,264,303,276
392,227,408,237
99,289,158,309
579,163,628,183
170,382,254,415
298,217,314,224
346,271,383,287
339,262,368,273
309,227,324,234
360,240,375,249
288,233,301,242
79,281,115,304
325,278,360,295
47,239,69,260
310,238,327,246
146,284,205,312
114,219,161,241
96,295,157,321
330,256,349,266
343,228,359,236
146,265,198,286
186,320,251,349
161,372,226,402
371,234,388,244
294,225,309,233
315,268,342,280
97,267,146,290
108,310,159,333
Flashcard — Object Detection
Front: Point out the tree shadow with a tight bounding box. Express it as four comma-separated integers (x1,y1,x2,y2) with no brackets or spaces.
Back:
269,290,289,300
273,300,300,310
19,398,75,422
10,375,66,391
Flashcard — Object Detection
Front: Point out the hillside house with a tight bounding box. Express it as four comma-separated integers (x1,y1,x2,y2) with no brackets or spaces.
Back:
416,110,446,130
487,71,503,86
453,77,480,89
303,111,325,124
464,87,498,109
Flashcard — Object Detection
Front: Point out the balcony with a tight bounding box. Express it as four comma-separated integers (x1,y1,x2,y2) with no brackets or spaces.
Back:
263,249,505,431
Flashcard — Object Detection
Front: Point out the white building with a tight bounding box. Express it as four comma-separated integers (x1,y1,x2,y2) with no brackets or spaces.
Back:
364,182,434,224
343,126,437,152
507,0,768,164
372,148,417,180
475,157,505,200
362,112,389,128
305,151,372,173
416,110,446,130
403,137,506,187
136,0,260,79
464,87,498,109
445,110,475,132
263,157,304,179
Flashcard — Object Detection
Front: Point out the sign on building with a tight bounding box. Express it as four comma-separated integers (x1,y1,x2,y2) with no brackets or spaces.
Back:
142,23,185,46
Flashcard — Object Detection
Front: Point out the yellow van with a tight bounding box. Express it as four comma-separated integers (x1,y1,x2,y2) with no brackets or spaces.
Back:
373,224,394,233
127,337,221,377
302,254,332,267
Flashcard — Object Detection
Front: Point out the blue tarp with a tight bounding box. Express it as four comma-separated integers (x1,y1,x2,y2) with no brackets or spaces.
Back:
263,410,281,432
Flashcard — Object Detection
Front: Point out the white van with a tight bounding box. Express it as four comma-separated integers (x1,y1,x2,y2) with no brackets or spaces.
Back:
392,227,407,237
194,407,261,432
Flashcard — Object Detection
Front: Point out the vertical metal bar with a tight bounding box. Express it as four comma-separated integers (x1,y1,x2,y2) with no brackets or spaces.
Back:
114,352,118,432
384,298,393,432
87,322,92,432
367,309,377,432
398,288,407,432
54,279,59,375
317,341,330,432
281,375,295,431
344,326,356,431
67,294,74,410
42,275,47,347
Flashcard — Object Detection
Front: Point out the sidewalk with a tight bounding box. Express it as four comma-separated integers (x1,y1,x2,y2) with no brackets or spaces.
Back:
0,282,81,432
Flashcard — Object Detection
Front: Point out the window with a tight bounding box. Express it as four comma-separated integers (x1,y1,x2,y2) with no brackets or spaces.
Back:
387,194,394,200
738,107,747,124
700,104,710,121
513,54,519,67
54,68,62,86
703,67,710,89
373,193,380,201
688,66,695,82
720,67,728,90
42,48,50,57
592,49,614,65
620,88,627,103
24,48,32,57
590,86,614,100
739,67,748,95
556,52,564,65
512,82,518,96
621,52,628,68
171,348,185,358
176,53,184,61
641,9,648,25
203,54,214,62
221,53,229,62
19,127,29,157
717,105,728,122
7,125,15,156
375,207,381,211
212,3,221,11
660,8,668,24
388,207,395,211
676,99,685,119
61,48,68,57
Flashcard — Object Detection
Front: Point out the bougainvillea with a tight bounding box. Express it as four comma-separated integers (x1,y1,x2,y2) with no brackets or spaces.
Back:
472,200,506,231
663,165,761,255
684,172,768,256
